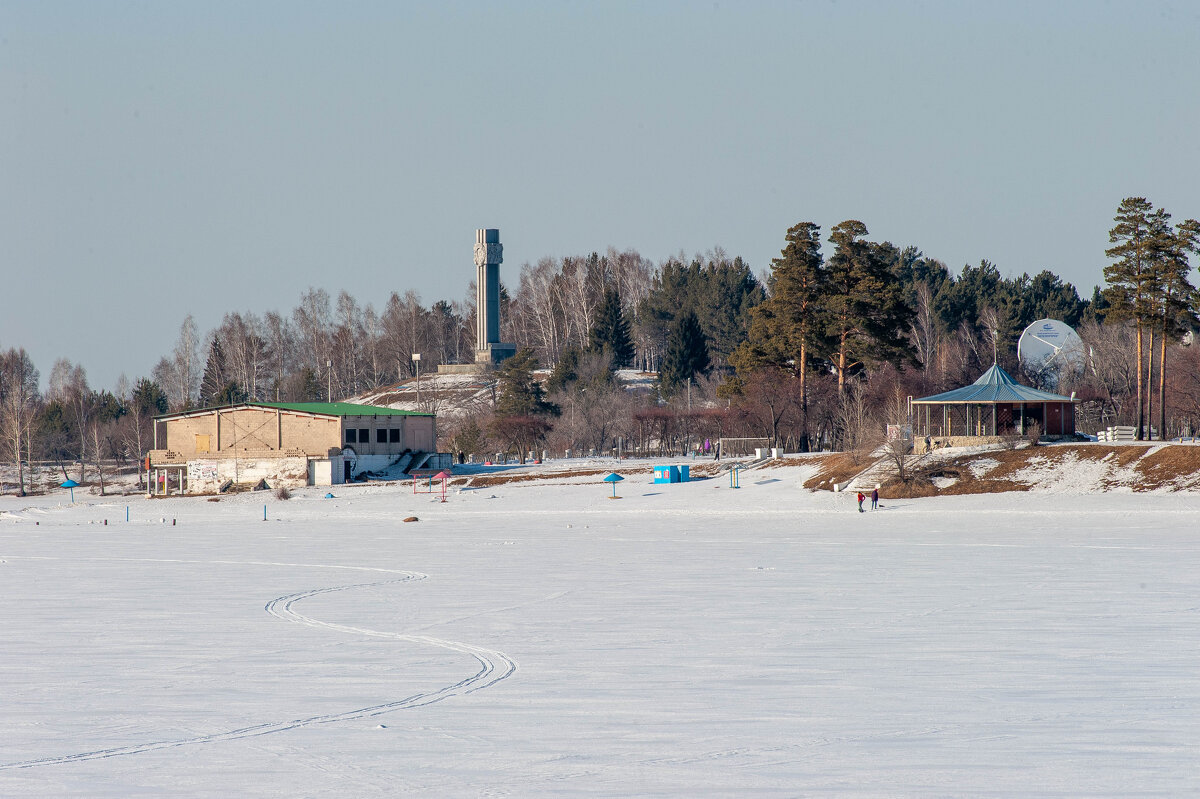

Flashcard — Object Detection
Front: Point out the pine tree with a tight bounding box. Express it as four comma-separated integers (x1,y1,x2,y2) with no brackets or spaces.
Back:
494,348,558,417
546,342,581,394
1103,197,1158,439
586,286,635,368
730,221,827,451
659,311,709,398
824,221,915,395
1154,217,1200,438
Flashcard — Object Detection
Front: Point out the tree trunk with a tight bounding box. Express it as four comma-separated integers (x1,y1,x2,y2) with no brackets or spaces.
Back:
798,340,809,452
14,444,25,497
1134,323,1145,440
91,426,106,497
1159,323,1168,440
1145,328,1154,439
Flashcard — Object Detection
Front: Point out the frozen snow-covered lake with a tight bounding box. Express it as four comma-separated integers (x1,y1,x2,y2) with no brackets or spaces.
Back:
3,468,1199,796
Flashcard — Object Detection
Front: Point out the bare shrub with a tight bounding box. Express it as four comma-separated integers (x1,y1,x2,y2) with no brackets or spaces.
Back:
1025,421,1042,447
274,486,292,500
882,435,912,480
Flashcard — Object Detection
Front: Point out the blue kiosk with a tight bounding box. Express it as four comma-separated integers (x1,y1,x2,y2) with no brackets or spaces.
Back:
652,465,690,484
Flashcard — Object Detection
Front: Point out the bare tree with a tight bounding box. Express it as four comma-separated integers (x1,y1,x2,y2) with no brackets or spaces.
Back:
0,348,41,496
381,290,428,382
331,291,365,398
216,312,267,400
908,282,940,382
293,288,333,399
1079,319,1138,427
836,379,881,464
262,310,292,400
511,257,567,364
172,315,200,410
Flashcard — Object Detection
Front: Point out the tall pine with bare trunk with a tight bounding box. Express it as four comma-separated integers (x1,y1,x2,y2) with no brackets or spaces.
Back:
824,221,915,396
1103,197,1158,439
1155,217,1200,438
731,221,828,452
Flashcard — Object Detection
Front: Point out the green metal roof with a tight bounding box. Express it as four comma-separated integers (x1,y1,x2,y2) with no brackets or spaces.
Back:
156,401,432,420
252,401,432,417
912,364,1075,404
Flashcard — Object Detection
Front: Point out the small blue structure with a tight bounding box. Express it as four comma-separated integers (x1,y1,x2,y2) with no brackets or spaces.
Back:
652,465,691,484
61,479,79,503
729,464,742,489
602,472,624,498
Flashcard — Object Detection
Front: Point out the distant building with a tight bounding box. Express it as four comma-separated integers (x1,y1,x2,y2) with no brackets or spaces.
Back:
148,401,435,495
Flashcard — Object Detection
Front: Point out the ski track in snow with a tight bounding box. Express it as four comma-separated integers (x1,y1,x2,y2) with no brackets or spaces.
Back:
0,558,517,772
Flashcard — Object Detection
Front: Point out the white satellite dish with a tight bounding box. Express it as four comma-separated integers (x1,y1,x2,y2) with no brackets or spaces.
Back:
1018,319,1084,379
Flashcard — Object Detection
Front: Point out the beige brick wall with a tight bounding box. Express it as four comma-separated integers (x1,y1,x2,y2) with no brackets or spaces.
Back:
161,407,436,461
165,408,340,458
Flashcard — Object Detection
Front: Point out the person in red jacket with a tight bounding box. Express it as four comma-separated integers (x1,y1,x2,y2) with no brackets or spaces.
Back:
856,491,865,513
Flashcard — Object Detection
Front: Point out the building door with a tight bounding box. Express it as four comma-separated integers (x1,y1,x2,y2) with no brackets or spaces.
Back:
344,459,352,482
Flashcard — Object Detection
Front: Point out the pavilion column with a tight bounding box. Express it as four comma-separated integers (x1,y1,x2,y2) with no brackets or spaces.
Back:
992,404,997,436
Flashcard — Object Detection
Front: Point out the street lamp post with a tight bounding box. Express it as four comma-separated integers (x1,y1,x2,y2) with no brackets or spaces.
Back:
412,353,421,405
326,359,332,402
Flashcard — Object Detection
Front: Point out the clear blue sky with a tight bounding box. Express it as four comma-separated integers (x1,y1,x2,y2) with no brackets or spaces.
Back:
3,0,1198,391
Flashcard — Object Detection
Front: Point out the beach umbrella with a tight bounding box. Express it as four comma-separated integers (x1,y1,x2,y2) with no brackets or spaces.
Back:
602,472,624,499
61,479,79,503
434,471,451,502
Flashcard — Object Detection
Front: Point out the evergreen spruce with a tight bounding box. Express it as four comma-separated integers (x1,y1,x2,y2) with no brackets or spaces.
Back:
199,340,228,406
586,286,635,368
494,348,558,417
546,342,581,394
659,311,709,398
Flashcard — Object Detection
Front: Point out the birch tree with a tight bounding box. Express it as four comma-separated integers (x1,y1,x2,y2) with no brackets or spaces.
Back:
0,348,40,496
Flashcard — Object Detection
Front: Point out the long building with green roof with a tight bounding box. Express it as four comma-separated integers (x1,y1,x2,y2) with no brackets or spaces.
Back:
149,401,436,494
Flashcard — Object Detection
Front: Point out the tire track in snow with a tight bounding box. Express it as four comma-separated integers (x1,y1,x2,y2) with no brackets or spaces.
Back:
0,560,517,772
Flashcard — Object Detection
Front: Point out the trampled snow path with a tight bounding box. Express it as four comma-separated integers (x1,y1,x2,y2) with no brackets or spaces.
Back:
0,558,517,772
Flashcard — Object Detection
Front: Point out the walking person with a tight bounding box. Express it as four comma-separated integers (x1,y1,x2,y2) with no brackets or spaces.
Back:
871,487,879,510
856,491,865,513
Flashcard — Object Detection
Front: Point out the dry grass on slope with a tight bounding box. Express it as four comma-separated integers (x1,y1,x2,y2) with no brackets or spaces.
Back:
802,453,866,491
885,443,1200,497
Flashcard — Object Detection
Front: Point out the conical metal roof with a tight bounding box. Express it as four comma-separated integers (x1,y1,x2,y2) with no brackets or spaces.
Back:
913,364,1074,404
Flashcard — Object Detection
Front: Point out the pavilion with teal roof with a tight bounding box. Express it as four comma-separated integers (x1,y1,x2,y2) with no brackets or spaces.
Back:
910,364,1077,446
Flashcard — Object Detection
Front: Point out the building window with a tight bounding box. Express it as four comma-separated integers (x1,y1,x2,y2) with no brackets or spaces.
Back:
345,429,357,444
389,428,400,443
376,428,387,443
359,428,369,444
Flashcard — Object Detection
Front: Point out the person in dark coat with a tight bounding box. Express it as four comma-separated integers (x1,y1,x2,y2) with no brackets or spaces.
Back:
856,491,865,512
871,487,879,510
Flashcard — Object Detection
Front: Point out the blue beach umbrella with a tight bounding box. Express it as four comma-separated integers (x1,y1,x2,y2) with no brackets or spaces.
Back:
61,479,79,503
602,472,624,499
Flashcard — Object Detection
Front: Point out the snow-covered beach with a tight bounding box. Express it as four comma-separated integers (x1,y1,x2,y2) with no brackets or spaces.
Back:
3,464,1199,796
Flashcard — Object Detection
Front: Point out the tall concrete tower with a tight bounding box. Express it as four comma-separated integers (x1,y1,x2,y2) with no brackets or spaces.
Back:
474,229,516,366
